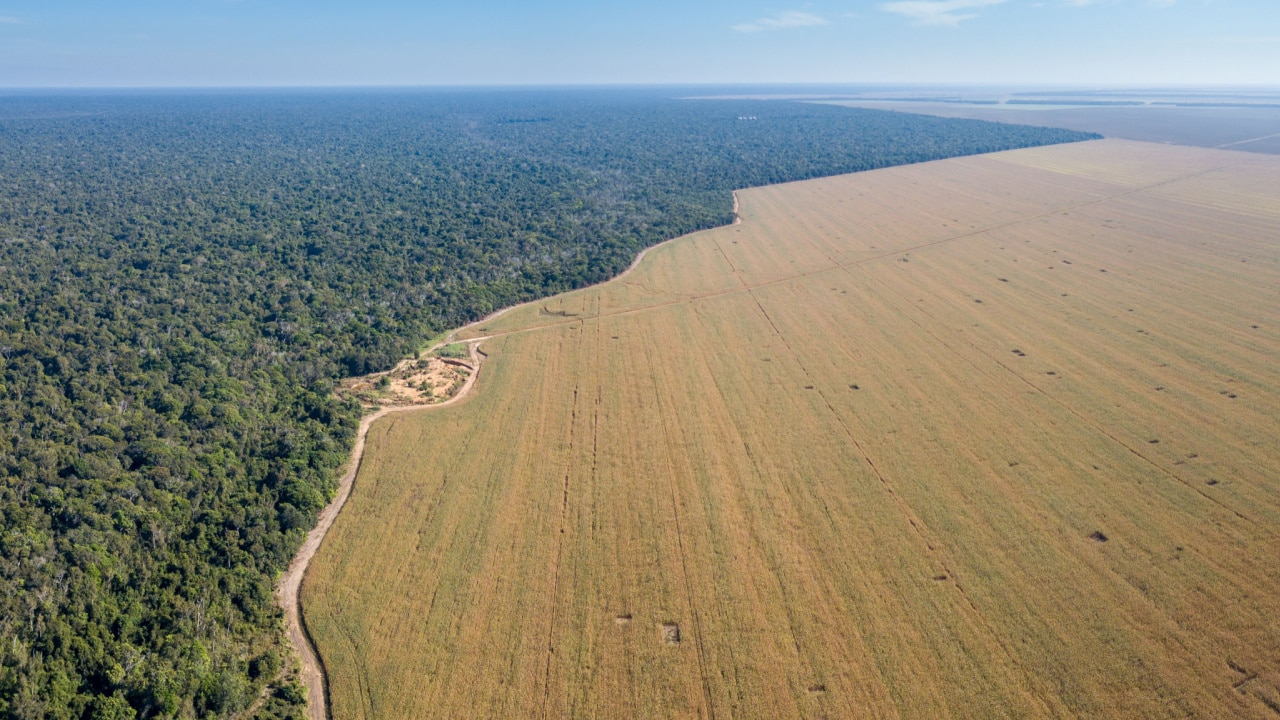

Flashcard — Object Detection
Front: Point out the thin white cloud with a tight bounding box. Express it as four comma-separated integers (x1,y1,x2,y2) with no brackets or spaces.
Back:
0,15,22,24
732,11,828,33
880,0,1008,26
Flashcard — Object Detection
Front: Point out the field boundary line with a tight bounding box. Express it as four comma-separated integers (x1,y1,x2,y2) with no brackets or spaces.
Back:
459,195,738,339
1217,132,1280,149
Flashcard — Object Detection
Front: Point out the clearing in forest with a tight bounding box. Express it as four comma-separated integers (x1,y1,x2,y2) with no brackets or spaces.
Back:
337,346,475,407
303,139,1280,719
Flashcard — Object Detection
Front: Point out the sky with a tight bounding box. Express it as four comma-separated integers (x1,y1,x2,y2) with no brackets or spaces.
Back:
0,0,1276,87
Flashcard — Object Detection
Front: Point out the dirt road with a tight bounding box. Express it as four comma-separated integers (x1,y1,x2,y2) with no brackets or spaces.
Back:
275,342,483,720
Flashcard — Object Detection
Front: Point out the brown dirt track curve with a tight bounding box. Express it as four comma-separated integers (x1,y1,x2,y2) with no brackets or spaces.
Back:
276,342,484,720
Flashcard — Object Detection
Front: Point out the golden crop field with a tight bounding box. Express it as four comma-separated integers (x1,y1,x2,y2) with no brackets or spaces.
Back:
303,139,1280,719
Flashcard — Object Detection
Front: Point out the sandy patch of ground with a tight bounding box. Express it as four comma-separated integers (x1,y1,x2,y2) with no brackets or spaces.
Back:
338,354,473,407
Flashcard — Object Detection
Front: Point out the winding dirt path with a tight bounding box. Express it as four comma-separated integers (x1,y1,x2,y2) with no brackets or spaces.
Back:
276,191,742,720
276,342,484,720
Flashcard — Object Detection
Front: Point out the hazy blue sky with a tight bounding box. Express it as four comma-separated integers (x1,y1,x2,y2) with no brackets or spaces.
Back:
0,0,1276,87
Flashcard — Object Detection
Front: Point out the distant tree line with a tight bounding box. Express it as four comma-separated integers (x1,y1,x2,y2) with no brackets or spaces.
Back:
0,89,1097,719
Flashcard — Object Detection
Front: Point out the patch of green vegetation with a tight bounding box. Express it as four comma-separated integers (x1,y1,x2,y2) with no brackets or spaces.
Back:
418,332,453,357
434,343,470,360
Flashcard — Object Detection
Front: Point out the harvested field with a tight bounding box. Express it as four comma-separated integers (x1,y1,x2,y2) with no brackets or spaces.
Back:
303,139,1280,719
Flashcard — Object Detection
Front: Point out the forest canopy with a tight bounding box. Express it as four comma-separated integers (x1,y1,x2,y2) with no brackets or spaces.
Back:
0,89,1097,719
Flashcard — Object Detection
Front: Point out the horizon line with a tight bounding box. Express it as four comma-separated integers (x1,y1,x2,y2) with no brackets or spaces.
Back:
3,82,1280,93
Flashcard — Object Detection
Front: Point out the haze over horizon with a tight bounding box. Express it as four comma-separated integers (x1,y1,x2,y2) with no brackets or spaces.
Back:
0,0,1276,88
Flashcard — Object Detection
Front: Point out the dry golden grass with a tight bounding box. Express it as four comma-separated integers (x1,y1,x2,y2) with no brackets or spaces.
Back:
304,139,1280,719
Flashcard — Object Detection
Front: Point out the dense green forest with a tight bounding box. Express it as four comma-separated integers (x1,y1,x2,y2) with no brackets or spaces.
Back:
0,89,1097,719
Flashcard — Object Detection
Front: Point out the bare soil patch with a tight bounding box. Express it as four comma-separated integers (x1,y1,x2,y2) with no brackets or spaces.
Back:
338,354,473,407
